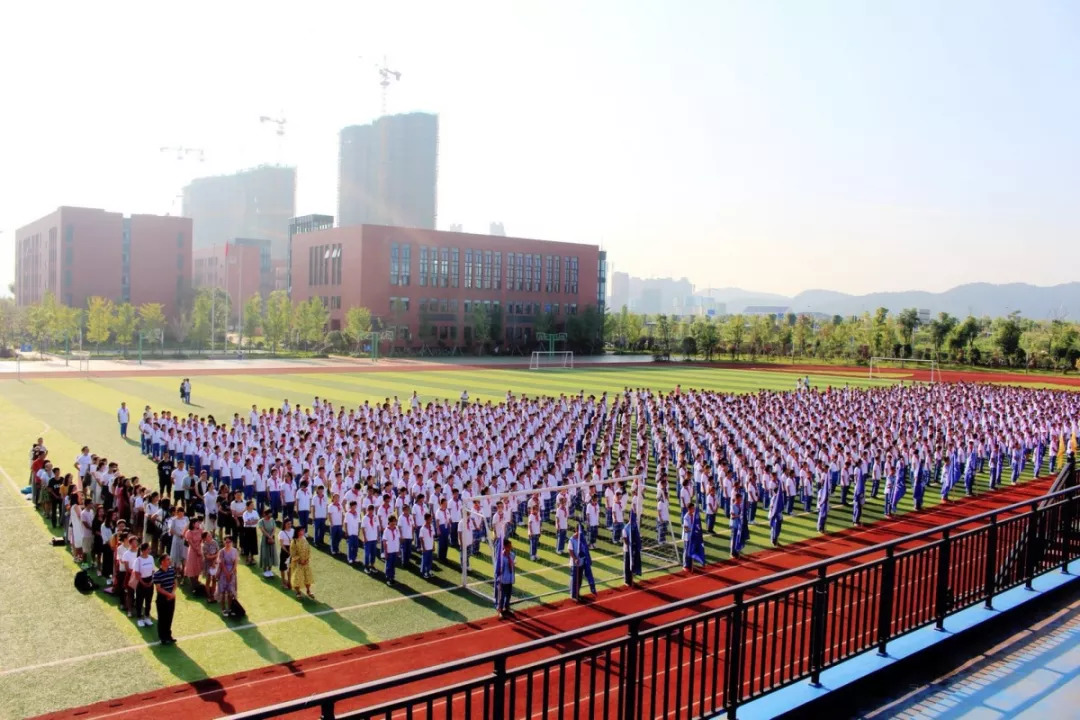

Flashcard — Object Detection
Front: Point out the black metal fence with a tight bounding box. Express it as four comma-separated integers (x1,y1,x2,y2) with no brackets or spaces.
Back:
229,461,1079,720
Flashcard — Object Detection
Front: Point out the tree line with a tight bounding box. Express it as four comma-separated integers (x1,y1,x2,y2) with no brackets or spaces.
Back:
604,306,1080,371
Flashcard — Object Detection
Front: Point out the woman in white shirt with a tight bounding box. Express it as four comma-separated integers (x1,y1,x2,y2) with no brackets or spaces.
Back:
278,519,294,589
240,500,260,564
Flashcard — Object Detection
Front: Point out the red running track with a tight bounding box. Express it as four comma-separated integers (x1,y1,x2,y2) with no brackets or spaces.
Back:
42,476,1054,720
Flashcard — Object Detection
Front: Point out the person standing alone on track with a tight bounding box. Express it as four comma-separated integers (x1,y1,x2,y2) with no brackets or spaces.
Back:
117,402,130,440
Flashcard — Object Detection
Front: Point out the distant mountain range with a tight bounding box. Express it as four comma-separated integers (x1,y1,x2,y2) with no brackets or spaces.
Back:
702,283,1080,320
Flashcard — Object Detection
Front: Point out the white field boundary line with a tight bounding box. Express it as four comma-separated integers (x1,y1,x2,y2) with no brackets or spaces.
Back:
0,472,1040,684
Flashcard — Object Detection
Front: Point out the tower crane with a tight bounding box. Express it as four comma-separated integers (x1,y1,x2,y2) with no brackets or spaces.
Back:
160,146,205,161
259,115,287,136
376,57,401,116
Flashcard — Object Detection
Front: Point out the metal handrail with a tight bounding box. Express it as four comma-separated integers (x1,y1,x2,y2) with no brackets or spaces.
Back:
226,463,1078,720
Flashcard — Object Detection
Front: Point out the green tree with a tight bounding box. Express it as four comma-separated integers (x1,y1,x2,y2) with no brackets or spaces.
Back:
241,292,263,348
471,303,491,353
85,296,114,351
345,305,373,352
295,297,329,348
793,314,813,356
263,290,292,354
896,308,920,350
190,291,213,351
993,312,1024,365
725,314,745,359
24,292,58,356
0,297,22,353
169,312,192,353
112,303,137,355
53,305,82,350
626,312,644,349
692,318,720,361
654,314,672,359
956,315,981,364
929,312,958,357
138,303,166,340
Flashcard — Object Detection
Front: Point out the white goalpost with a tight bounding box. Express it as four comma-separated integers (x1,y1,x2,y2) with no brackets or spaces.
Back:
868,356,940,382
458,475,682,606
529,350,574,370
72,351,91,378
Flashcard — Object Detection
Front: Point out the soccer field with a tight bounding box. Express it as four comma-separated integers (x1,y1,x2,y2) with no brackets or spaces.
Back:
0,365,1040,719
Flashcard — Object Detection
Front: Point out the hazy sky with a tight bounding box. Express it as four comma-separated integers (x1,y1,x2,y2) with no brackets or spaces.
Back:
2,1,1078,297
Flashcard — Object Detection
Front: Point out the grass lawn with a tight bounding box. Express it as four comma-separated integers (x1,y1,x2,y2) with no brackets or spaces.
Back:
0,366,1052,719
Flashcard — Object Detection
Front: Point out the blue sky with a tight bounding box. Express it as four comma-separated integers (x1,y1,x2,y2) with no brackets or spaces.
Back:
1,1,1077,297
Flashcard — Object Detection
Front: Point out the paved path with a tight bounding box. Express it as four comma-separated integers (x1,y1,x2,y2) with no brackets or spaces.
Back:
863,594,1080,719
0,353,658,378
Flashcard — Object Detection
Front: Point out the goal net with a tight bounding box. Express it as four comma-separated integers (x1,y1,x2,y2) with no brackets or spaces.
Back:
869,356,939,383
72,351,91,377
530,350,574,370
459,475,682,607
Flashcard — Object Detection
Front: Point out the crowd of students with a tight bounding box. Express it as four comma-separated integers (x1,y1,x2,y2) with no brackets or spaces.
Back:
28,380,1078,639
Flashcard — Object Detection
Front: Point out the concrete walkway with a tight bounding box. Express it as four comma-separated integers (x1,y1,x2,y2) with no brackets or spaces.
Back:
863,596,1080,719
0,352,657,378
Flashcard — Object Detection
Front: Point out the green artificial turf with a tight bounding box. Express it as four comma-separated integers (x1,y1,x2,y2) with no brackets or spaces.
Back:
0,366,1050,718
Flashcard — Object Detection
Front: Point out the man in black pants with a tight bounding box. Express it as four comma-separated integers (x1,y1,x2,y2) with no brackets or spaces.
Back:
153,555,177,644
157,455,175,501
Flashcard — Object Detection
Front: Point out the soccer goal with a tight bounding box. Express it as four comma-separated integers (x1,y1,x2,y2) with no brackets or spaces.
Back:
458,475,682,607
529,350,574,370
869,356,939,382
72,351,91,378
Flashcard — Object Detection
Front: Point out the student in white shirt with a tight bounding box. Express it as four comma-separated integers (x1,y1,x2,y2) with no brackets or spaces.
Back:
419,513,436,578
382,516,401,585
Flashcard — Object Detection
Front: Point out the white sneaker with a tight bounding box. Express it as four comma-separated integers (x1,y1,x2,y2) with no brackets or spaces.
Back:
263,570,273,578
144,618,153,626
137,619,146,627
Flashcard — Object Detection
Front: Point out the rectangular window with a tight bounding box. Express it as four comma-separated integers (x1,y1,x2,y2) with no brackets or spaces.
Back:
483,250,492,289
419,246,428,287
400,244,411,286
450,325,458,340
177,254,184,270
390,243,399,286
440,248,449,287
451,248,459,287
516,253,524,290
524,254,532,292
464,249,473,289
334,245,342,285
439,298,449,313
464,300,471,314
534,255,542,292
474,251,483,291
494,252,501,290
177,232,184,248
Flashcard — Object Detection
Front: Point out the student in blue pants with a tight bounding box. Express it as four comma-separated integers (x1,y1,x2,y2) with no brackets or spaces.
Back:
569,525,596,601
768,486,783,547
816,482,829,533
852,468,866,526
383,515,401,586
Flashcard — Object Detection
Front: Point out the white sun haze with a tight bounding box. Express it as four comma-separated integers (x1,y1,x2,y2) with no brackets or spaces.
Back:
1,1,1078,297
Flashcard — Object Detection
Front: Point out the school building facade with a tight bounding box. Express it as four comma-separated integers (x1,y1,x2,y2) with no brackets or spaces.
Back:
14,206,192,319
289,224,604,348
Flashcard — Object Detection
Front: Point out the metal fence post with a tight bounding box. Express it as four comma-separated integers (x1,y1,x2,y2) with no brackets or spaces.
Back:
724,590,746,719
1063,492,1076,575
877,547,896,656
493,656,507,720
984,515,998,609
320,700,336,720
809,566,829,686
622,618,641,720
935,528,951,631
1024,503,1040,590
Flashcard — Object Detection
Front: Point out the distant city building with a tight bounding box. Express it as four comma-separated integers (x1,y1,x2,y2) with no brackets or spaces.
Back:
448,223,463,232
192,238,275,327
918,308,932,324
182,165,297,262
742,305,790,317
609,270,630,311
489,222,506,236
290,225,600,347
338,112,439,230
626,276,694,314
15,206,191,318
